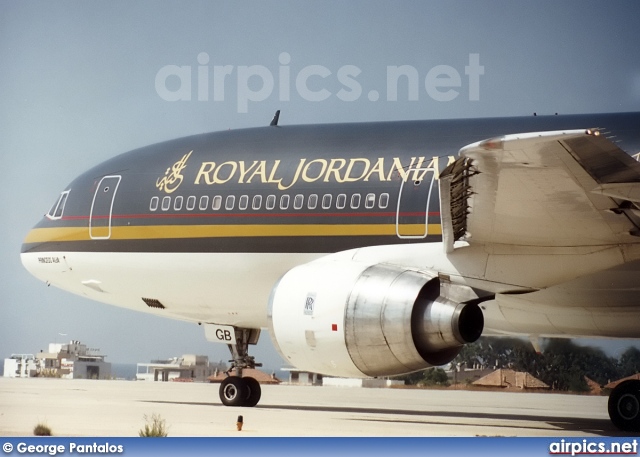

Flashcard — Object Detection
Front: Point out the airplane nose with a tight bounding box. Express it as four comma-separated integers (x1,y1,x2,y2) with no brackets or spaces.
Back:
21,224,85,253
21,226,50,282
21,225,53,254
21,228,39,254
20,224,81,284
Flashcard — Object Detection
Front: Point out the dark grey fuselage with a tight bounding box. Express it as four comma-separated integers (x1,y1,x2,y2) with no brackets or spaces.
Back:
22,112,640,256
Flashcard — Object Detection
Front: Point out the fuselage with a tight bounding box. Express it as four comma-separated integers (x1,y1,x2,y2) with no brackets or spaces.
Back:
20,113,640,331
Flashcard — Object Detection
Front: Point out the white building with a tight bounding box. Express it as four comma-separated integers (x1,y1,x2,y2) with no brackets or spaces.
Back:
3,340,111,380
282,368,404,388
136,354,218,382
322,377,405,388
3,354,38,378
282,368,323,386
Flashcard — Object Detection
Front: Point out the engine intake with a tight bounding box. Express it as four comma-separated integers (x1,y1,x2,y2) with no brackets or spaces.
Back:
268,260,483,378
344,264,483,376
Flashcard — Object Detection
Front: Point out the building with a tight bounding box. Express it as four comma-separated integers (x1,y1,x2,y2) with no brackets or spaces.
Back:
280,368,403,387
136,355,221,382
445,363,495,385
37,341,111,379
208,368,281,384
604,373,640,390
322,377,405,388
584,376,603,395
3,341,111,380
472,369,549,390
281,368,323,386
3,354,38,378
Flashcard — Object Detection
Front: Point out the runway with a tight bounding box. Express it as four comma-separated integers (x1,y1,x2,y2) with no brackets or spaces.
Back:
0,378,621,437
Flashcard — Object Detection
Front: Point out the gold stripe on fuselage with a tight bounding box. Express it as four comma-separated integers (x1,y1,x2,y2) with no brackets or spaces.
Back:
24,224,442,243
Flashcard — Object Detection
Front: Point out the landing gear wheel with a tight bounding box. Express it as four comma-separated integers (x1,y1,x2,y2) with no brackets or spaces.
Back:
608,379,640,432
244,377,261,408
219,376,248,407
217,327,263,407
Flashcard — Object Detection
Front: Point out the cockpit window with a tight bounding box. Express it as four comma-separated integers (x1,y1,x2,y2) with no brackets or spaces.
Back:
47,191,70,220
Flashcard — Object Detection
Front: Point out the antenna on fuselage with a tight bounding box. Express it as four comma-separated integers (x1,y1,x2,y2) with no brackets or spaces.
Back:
270,110,280,126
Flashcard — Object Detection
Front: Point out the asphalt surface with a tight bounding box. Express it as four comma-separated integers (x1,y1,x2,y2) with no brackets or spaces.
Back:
0,378,622,437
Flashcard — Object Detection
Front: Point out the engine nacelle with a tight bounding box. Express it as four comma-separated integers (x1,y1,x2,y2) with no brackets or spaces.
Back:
268,259,483,378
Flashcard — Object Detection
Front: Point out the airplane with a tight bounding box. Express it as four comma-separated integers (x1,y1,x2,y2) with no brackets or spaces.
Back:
20,111,640,432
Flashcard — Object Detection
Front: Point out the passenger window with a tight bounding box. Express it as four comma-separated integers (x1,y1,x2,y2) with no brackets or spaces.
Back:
293,194,304,210
322,194,332,209
280,194,290,210
266,195,276,210
379,193,389,209
225,195,236,210
174,196,183,211
199,196,209,210
149,196,159,212
308,194,318,210
186,196,196,210
336,194,346,209
161,196,171,211
252,195,262,210
239,195,249,210
350,194,361,209
265,195,277,210
212,195,222,210
365,193,375,209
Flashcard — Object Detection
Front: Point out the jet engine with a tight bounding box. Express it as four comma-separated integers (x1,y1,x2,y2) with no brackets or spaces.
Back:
268,259,483,378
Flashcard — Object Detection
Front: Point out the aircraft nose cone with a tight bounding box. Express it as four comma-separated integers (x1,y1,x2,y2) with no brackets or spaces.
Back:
20,225,71,284
21,228,37,254
21,227,46,280
21,226,48,254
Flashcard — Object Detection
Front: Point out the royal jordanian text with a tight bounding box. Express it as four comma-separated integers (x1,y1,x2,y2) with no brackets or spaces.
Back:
157,152,455,194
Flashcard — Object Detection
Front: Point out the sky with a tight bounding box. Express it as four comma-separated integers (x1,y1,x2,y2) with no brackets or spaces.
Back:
1,0,640,370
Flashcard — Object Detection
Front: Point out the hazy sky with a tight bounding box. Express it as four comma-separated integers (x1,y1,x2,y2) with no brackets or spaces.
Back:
1,0,640,369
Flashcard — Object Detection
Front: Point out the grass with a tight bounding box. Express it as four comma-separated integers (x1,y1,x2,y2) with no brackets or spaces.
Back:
138,413,168,437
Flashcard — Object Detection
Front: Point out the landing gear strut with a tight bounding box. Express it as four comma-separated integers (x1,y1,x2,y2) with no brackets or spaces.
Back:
608,379,640,432
218,328,262,407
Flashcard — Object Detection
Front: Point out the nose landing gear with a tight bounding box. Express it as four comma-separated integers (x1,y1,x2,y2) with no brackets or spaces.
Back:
220,375,262,407
218,328,263,408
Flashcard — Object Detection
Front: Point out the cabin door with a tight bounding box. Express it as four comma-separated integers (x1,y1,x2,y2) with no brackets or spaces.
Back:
89,175,121,239
396,168,434,238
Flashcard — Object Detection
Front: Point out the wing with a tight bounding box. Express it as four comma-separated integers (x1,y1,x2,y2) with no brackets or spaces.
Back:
439,129,640,252
438,129,640,338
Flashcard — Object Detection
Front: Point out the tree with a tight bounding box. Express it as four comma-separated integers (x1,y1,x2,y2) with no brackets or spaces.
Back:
454,336,623,392
421,368,450,386
390,370,428,385
391,367,450,386
399,337,635,392
454,336,536,371
618,347,640,378
539,339,619,389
